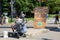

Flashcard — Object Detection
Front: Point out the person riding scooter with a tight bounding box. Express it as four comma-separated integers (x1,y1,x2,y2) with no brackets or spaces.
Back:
11,16,27,38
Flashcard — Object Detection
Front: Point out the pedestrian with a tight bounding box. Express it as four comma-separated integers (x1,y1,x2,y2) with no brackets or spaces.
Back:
55,15,59,24
46,14,48,18
0,15,1,24
0,15,4,25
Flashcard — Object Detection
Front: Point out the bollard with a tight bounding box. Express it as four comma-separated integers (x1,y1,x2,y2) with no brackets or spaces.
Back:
3,31,8,38
5,17,8,24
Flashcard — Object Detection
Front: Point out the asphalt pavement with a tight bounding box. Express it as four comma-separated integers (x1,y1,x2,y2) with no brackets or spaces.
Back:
0,18,60,40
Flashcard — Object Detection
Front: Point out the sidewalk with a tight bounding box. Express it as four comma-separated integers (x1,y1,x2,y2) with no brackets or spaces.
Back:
0,18,60,28
0,22,60,40
0,28,60,40
46,18,60,23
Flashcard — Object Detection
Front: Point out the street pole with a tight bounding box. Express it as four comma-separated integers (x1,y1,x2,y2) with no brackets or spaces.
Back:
10,0,14,22
0,0,3,15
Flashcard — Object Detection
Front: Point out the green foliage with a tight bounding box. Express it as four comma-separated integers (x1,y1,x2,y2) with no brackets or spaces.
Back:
15,0,40,12
3,0,10,13
47,0,60,14
15,0,60,14
2,0,60,14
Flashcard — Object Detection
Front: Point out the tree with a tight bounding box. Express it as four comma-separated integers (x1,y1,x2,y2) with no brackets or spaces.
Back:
3,0,10,14
2,0,60,16
47,0,60,14
15,0,40,13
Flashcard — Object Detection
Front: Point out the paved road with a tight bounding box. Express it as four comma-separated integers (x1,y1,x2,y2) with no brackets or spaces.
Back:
0,18,60,40
0,28,60,40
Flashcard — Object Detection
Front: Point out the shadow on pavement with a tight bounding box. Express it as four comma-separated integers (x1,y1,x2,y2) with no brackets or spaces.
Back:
46,27,60,32
42,38,52,40
0,27,11,28
47,23,60,24
0,26,33,28
0,36,3,38
27,26,33,28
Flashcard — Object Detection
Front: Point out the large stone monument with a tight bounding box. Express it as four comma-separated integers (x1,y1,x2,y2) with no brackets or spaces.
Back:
34,7,48,28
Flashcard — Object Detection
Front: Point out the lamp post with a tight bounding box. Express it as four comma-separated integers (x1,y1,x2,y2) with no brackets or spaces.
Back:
0,0,3,15
10,0,15,22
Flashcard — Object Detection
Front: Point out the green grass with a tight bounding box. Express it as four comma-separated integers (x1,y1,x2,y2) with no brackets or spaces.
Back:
25,18,34,21
48,14,58,18
8,18,34,23
8,18,15,23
